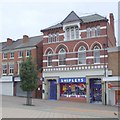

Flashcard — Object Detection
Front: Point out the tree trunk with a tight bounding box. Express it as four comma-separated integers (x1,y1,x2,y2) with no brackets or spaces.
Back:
26,91,32,105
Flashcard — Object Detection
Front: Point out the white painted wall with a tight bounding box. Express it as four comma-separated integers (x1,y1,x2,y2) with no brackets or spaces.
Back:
43,69,104,78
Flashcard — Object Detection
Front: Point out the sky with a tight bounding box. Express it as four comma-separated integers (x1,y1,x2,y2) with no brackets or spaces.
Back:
0,0,119,45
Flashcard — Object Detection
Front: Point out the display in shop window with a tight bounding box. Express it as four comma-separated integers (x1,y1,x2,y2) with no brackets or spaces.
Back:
60,83,86,98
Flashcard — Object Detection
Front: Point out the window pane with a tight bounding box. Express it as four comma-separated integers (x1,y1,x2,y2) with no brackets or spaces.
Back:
87,28,91,38
75,26,79,39
10,64,14,73
66,28,70,40
2,65,7,74
96,26,100,36
48,56,52,66
71,27,74,39
59,54,66,65
94,50,100,63
91,27,96,37
56,33,59,41
78,52,86,64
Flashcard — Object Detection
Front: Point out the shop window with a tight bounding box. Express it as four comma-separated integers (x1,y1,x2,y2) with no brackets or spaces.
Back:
60,83,86,98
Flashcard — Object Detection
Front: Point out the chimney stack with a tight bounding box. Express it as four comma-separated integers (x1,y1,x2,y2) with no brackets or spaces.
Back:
109,13,114,34
7,38,13,45
23,35,29,43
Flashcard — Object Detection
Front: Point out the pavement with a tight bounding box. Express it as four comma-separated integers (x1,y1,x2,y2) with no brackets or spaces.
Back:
1,95,119,118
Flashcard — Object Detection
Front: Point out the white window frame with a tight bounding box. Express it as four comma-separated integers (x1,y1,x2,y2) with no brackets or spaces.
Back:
10,52,14,59
56,33,59,42
2,64,7,75
18,51,23,58
26,50,31,57
3,53,7,59
96,26,101,36
47,51,53,67
78,46,86,65
66,28,70,40
9,63,14,75
58,48,66,66
91,27,96,37
75,26,79,39
87,28,91,38
94,45,100,64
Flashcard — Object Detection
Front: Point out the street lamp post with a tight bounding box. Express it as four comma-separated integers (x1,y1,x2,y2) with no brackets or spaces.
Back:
103,43,107,105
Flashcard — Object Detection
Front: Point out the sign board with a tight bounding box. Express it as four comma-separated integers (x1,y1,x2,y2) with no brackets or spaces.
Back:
0,76,13,82
59,77,86,83
14,76,21,81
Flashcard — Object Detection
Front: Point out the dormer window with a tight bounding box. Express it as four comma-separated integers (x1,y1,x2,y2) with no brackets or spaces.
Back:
65,26,79,41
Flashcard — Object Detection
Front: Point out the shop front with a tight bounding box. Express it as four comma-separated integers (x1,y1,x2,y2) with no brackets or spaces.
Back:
89,78,102,103
0,76,13,96
59,77,86,102
103,76,120,106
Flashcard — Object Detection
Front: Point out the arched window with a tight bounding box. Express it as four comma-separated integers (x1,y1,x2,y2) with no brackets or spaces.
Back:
96,26,101,36
78,46,86,64
58,48,66,65
94,45,100,63
47,51,53,66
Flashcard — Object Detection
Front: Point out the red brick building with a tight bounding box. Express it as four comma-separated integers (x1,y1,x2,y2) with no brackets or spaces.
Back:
0,35,43,98
103,46,120,106
41,11,116,104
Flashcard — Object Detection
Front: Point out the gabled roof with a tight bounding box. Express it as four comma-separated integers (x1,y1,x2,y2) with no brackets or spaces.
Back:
2,35,43,51
41,11,108,32
61,11,83,24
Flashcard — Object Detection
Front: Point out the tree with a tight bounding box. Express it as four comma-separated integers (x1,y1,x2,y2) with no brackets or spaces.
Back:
20,56,38,105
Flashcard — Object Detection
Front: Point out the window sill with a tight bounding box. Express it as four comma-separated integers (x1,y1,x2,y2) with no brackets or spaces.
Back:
10,58,14,59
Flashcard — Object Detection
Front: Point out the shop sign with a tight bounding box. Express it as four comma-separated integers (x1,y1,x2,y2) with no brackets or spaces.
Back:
0,76,13,82
14,76,21,81
59,77,86,83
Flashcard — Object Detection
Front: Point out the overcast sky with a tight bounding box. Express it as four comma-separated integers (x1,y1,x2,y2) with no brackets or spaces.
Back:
0,0,119,44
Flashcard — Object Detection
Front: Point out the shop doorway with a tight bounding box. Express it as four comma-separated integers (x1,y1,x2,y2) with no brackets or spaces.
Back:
90,78,102,103
48,80,57,100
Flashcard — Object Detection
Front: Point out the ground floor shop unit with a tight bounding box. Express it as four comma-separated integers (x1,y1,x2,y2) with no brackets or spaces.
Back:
103,76,120,106
13,76,42,98
0,76,14,96
42,67,107,104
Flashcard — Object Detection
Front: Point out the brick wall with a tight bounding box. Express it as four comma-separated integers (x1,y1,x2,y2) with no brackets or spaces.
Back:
108,50,120,76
